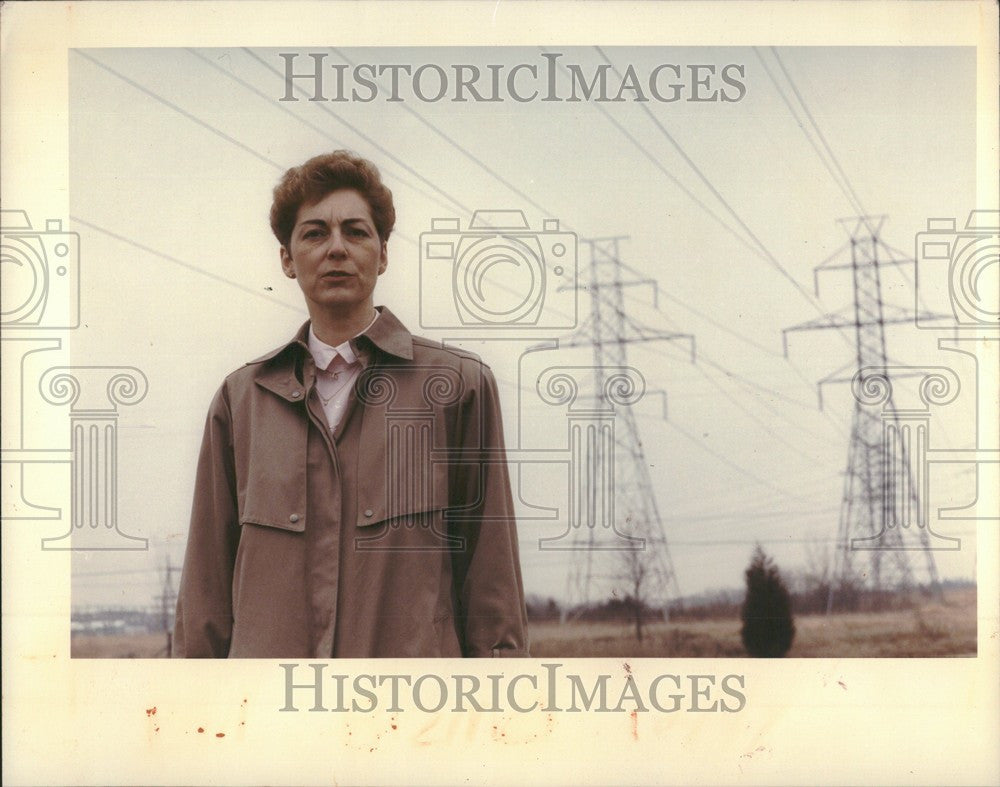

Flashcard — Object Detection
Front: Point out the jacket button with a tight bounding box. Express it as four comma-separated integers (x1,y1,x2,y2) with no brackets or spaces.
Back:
289,514,300,523
291,390,302,399
363,509,374,518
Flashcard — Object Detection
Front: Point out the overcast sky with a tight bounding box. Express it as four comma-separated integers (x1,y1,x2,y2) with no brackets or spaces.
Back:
62,45,981,609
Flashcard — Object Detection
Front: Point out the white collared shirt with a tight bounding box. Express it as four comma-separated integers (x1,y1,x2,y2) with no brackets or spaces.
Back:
307,312,378,431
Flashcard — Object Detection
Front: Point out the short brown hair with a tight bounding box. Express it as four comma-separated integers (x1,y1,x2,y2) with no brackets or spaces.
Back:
269,150,396,248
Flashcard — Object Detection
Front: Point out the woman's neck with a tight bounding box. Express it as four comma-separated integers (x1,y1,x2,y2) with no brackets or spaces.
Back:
308,304,377,347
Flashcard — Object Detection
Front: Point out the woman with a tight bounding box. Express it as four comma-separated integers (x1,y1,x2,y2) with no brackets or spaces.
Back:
173,151,528,658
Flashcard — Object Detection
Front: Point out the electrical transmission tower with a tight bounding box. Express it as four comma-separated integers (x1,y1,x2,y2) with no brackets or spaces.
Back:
557,236,691,619
784,216,946,611
157,555,178,656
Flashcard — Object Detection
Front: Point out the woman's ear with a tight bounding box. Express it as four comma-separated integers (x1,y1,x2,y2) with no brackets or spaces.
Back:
280,247,296,278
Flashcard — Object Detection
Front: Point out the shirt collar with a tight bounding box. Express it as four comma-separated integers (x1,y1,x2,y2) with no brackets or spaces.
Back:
247,305,415,370
306,312,377,370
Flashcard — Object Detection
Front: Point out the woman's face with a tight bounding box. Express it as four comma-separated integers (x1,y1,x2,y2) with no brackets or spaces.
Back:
280,188,387,320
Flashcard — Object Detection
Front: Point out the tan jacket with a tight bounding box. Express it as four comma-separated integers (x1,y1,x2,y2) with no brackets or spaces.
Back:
173,307,529,658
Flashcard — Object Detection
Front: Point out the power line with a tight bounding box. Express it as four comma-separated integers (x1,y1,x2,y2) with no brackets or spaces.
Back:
757,47,931,314
537,48,768,263
328,48,556,221
242,48,472,217
606,250,850,415
664,416,817,506
186,48,465,218
622,322,848,450
548,49,862,419
75,48,947,596
76,211,842,508
754,48,867,221
70,217,305,312
584,276,839,422
97,195,844,469
74,51,284,171
592,46,851,349
178,45,852,460
615,280,853,440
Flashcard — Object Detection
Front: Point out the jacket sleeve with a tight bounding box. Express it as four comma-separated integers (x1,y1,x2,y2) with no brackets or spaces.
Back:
450,362,530,657
172,382,241,658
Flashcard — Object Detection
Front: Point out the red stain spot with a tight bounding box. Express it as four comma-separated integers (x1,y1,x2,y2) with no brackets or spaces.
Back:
391,724,397,730
197,727,205,733
215,733,225,738
240,721,246,726
630,710,638,741
145,707,157,716
154,727,160,733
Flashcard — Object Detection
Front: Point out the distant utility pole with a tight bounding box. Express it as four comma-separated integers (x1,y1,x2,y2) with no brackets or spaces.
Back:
558,236,691,619
157,555,178,656
784,216,946,612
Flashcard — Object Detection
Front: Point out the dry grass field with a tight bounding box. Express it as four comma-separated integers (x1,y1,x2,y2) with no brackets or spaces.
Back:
72,632,169,659
529,589,978,658
72,589,977,658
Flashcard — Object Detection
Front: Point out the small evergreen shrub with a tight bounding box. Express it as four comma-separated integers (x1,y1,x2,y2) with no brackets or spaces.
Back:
741,545,796,657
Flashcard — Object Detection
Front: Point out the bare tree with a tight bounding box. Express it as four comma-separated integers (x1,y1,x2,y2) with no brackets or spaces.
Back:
621,546,649,642
800,539,833,614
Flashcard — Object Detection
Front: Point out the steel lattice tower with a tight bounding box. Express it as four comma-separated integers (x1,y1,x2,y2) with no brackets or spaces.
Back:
785,216,944,611
558,237,689,617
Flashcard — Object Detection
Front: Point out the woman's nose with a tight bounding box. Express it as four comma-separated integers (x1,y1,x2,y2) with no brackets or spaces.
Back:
326,230,347,257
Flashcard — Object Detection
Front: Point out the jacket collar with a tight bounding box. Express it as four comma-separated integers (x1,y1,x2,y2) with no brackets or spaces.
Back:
355,305,414,361
249,306,414,401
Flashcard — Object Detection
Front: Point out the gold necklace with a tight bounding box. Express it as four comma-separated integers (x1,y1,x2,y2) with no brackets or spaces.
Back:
316,366,354,406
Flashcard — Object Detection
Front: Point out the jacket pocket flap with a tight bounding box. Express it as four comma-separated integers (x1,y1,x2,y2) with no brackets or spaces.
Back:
356,464,450,528
236,396,309,534
240,514,307,533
